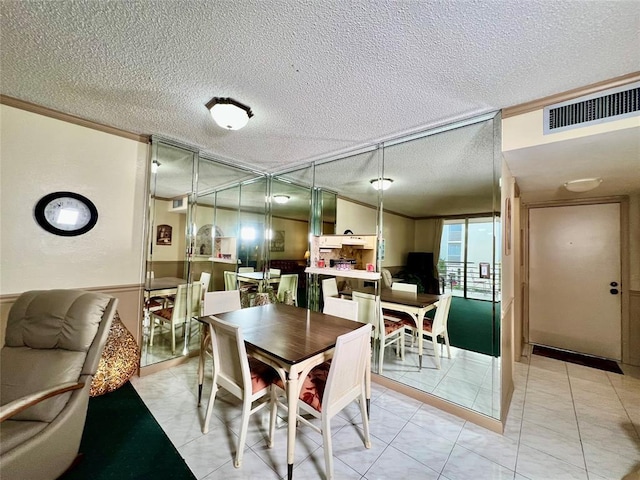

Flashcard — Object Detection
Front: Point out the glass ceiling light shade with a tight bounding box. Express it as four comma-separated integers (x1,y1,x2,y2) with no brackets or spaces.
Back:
205,97,253,130
564,177,603,192
369,178,394,191
273,195,290,204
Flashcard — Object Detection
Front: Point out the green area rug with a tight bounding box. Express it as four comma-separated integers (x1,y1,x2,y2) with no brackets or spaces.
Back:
60,382,195,480
430,297,500,357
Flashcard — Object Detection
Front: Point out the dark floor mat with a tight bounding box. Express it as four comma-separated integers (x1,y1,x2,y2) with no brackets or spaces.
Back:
532,345,623,375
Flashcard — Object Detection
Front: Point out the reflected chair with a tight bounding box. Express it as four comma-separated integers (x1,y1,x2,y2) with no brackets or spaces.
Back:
384,282,418,344
224,271,237,290
273,324,372,480
391,282,417,293
321,277,339,304
149,283,202,354
199,272,212,295
352,291,404,374
268,268,281,277
399,293,452,369
381,268,393,288
277,274,298,305
0,289,117,480
238,267,254,273
197,290,242,405
202,317,278,469
323,296,358,321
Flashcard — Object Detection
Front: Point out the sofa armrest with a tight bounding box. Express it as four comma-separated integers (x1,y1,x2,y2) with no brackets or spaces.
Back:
0,382,84,422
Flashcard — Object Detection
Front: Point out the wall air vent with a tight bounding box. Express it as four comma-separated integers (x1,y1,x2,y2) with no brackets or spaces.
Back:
543,81,639,134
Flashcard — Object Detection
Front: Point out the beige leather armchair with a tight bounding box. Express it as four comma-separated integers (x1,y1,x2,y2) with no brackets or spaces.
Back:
0,289,118,480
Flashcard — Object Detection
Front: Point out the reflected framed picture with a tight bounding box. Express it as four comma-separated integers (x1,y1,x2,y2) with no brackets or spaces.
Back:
479,262,490,279
156,224,172,246
270,230,285,252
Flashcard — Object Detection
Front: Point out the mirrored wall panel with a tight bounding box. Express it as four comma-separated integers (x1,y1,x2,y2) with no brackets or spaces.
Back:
305,113,502,418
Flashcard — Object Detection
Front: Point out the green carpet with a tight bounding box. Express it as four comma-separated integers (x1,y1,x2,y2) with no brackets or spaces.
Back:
445,297,500,357
60,382,195,480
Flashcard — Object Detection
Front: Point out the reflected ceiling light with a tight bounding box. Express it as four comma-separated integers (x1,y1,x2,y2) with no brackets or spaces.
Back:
563,178,603,193
205,97,253,130
151,160,161,174
369,178,394,190
273,195,290,204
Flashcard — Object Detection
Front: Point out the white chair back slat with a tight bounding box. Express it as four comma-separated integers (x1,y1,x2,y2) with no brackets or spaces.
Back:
391,282,417,293
323,296,358,321
321,278,339,302
203,290,242,316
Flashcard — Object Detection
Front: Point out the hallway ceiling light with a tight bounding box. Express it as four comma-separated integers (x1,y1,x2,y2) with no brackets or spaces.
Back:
563,178,603,192
370,178,394,190
273,195,290,204
205,97,253,130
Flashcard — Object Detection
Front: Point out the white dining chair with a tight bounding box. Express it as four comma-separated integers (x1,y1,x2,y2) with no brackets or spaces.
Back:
272,324,372,480
238,266,254,273
199,272,212,295
391,282,417,293
269,268,281,277
352,290,404,374
149,283,202,354
198,290,243,405
277,274,298,305
321,277,339,303
224,271,237,290
203,317,278,469
323,296,358,321
399,293,453,369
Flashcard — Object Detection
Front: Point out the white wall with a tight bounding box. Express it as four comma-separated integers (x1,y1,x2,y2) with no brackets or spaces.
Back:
336,198,377,235
630,193,640,291
0,105,147,294
381,212,414,267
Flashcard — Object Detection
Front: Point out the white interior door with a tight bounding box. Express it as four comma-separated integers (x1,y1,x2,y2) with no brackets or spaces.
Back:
528,203,621,360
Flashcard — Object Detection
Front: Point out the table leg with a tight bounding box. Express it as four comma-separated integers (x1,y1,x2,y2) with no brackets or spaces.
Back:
365,343,371,418
286,372,300,479
417,311,424,370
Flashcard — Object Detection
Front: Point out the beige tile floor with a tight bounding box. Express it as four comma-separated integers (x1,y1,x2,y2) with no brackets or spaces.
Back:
131,347,640,480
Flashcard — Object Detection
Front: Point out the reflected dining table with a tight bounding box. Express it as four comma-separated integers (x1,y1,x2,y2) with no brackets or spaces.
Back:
143,276,187,307
341,286,440,369
236,271,280,292
200,303,370,480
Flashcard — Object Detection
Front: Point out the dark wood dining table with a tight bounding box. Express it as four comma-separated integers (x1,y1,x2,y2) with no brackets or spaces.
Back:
340,286,440,369
200,303,369,480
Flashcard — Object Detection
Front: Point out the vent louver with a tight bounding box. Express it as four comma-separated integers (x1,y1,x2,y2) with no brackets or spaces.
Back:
544,82,639,134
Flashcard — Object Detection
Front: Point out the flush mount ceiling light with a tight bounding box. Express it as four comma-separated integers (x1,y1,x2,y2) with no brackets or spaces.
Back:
370,178,394,191
563,177,603,193
205,97,253,130
273,195,290,204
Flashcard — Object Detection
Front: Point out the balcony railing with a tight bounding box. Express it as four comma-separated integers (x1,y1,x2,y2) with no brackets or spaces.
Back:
438,261,501,301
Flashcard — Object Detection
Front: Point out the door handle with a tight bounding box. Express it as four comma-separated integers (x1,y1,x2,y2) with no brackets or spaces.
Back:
610,288,619,295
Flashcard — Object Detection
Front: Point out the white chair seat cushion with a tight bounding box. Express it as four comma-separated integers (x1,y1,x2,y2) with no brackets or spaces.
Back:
0,420,47,455
0,347,85,422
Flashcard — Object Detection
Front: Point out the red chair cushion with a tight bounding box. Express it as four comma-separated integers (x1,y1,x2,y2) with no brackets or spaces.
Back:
275,361,332,412
248,357,278,394
152,307,173,321
399,317,433,333
383,319,405,335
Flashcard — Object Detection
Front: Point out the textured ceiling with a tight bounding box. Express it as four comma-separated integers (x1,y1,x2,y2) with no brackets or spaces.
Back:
2,1,639,215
